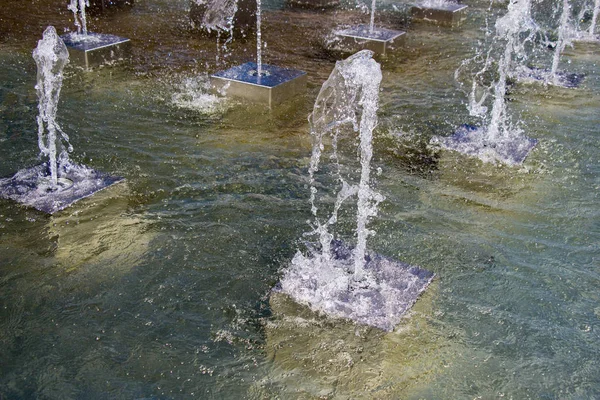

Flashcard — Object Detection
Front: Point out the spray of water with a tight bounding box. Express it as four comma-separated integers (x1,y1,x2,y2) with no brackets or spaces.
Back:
590,0,600,36
68,0,90,35
434,0,538,165
550,0,572,84
304,49,384,282
196,0,238,65
256,0,262,77
369,0,377,34
32,26,72,188
278,51,434,331
487,0,537,140
418,0,458,9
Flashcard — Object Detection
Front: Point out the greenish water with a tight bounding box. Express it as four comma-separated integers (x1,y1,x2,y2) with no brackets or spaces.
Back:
1,0,599,398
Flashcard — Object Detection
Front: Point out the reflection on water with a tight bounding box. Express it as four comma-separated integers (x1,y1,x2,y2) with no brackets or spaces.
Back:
48,182,153,271
1,0,599,398
254,283,463,399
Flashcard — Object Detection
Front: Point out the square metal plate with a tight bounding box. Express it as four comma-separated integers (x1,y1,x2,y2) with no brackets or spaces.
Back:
61,32,131,69
411,4,468,27
336,25,406,55
275,241,435,331
0,162,124,214
211,62,307,107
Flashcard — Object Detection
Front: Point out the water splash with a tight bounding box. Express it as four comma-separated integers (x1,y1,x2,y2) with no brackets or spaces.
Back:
67,0,90,36
434,0,538,165
199,0,238,33
573,0,600,40
32,26,72,188
256,0,262,77
277,54,434,329
306,50,383,281
195,0,238,65
170,75,233,114
0,28,123,212
550,0,572,85
369,0,377,34
590,0,599,37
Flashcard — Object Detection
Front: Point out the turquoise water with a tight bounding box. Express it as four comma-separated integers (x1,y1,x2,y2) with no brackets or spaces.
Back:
1,0,599,398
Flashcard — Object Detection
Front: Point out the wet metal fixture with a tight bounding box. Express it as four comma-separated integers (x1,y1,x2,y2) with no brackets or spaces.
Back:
0,163,123,214
209,0,307,106
61,33,131,69
411,4,468,27
275,241,435,331
210,62,307,107
336,25,406,55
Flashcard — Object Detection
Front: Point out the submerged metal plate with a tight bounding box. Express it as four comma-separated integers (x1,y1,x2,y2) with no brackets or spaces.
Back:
275,241,435,332
439,124,538,165
0,163,123,214
515,66,585,89
336,25,406,55
211,62,307,107
61,32,131,69
411,4,468,26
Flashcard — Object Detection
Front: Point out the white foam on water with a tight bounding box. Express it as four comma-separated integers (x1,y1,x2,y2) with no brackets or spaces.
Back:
61,32,104,44
0,160,122,214
415,0,459,9
590,0,600,37
279,245,434,331
170,75,233,114
431,125,535,166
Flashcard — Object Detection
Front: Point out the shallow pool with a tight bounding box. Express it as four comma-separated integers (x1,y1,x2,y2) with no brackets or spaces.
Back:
0,0,599,398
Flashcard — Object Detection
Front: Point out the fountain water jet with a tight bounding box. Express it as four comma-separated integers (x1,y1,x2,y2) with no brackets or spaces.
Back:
190,0,257,64
68,0,91,36
200,0,238,66
285,0,339,8
210,0,306,107
432,0,538,165
335,0,406,55
590,0,600,37
275,51,434,332
61,0,131,69
573,0,600,41
550,0,573,84
513,0,585,87
0,27,123,214
410,0,469,27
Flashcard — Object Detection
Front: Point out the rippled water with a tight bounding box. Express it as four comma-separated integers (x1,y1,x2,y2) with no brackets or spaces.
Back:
1,0,599,398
